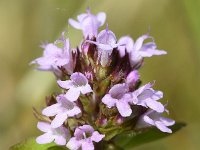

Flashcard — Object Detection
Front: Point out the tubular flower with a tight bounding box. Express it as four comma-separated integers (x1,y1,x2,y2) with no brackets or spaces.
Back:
36,122,70,145
67,125,104,150
118,35,167,67
86,26,118,66
136,109,175,133
69,8,106,38
32,8,176,150
42,94,81,128
57,72,93,101
31,33,74,77
131,82,165,113
102,83,132,117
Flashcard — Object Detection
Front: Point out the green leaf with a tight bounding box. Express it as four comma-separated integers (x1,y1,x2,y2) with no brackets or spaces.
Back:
9,137,67,150
114,122,186,149
99,126,125,141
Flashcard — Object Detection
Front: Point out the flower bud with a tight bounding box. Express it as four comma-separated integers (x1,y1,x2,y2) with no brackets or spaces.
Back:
126,70,140,89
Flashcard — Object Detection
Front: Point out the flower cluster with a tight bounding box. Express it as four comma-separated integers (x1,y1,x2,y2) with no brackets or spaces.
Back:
32,8,175,150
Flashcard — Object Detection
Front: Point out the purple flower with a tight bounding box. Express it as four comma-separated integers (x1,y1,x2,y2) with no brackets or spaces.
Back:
57,72,93,101
36,122,70,145
66,125,104,150
69,8,106,38
131,82,165,113
118,35,167,66
31,37,74,76
42,95,81,128
136,109,175,133
87,26,118,66
102,83,132,117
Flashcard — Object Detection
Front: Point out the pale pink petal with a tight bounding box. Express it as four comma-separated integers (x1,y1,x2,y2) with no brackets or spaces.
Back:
140,82,153,91
77,13,87,22
96,12,106,26
80,84,93,94
102,94,117,108
36,133,54,144
143,115,155,126
54,135,66,145
140,49,167,57
63,38,70,54
97,43,116,51
77,125,94,134
57,80,73,89
51,113,68,128
130,93,139,104
133,35,149,51
43,44,62,56
109,83,128,99
151,90,163,101
34,64,52,71
147,109,161,120
145,99,165,113
70,72,88,86
42,103,61,116
69,10,105,39
97,29,117,46
67,137,81,150
136,100,147,107
137,89,154,101
160,117,175,126
67,106,81,117
37,122,51,132
121,93,132,103
133,82,153,98
129,50,142,66
32,57,55,67
139,42,167,57
68,19,81,29
54,58,69,67
81,140,94,150
65,87,80,101
136,115,151,129
155,121,172,133
116,100,132,117
81,16,98,38
91,131,105,142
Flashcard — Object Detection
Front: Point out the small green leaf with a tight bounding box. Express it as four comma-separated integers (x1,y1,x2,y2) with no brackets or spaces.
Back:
9,137,67,150
99,126,125,141
114,122,186,149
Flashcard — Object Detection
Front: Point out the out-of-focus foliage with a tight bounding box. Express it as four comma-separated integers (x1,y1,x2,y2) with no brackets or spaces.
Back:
0,0,200,149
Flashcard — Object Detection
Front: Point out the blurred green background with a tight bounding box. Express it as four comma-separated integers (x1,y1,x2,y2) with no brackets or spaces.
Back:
0,0,200,149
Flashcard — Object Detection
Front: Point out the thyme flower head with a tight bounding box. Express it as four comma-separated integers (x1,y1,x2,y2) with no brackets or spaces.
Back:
32,8,175,149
